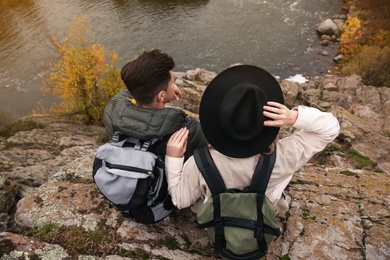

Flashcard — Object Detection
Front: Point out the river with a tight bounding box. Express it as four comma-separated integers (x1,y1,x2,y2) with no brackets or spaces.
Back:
0,0,342,117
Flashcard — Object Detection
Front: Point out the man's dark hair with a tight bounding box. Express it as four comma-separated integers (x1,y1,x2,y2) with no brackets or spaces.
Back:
121,49,175,105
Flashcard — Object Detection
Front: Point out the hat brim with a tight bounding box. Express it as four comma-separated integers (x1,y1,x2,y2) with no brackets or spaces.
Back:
199,65,284,158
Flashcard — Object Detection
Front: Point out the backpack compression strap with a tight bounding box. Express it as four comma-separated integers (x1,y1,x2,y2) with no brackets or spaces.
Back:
194,146,227,253
250,148,278,252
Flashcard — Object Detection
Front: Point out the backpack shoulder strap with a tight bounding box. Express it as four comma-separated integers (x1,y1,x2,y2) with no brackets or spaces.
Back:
194,146,227,254
248,147,277,250
250,146,277,194
148,134,172,158
139,137,161,151
194,147,227,195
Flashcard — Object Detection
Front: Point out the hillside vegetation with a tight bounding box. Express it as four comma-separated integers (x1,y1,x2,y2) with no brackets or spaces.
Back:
338,0,390,87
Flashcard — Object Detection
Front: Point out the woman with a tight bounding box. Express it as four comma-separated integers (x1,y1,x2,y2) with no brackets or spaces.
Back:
164,65,340,258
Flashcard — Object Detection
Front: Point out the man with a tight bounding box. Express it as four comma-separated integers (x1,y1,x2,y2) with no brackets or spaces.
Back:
103,49,207,160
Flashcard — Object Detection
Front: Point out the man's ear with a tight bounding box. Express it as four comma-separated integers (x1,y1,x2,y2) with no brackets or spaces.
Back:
156,91,165,102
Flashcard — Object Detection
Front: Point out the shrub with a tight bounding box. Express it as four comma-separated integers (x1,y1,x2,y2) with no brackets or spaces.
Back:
41,16,124,124
338,0,390,87
0,111,47,138
341,45,390,87
340,16,363,57
0,110,15,137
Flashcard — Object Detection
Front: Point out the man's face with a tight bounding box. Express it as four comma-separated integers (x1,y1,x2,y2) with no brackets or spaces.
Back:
163,71,181,103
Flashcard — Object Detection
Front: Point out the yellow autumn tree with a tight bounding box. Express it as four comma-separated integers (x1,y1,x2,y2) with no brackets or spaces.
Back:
337,0,390,87
340,16,363,58
42,16,124,124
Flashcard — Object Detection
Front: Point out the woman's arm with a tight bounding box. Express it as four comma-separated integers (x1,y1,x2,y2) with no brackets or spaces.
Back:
251,102,340,205
165,128,203,209
263,102,340,166
267,105,340,202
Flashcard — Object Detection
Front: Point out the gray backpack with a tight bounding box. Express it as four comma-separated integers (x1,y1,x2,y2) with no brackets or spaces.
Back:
92,132,174,224
194,146,281,259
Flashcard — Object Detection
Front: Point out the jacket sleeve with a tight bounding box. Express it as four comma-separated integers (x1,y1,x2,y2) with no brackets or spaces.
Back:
267,106,340,202
182,117,208,161
165,155,203,209
279,106,340,170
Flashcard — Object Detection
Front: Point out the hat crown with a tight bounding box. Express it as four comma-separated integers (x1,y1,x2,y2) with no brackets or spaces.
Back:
199,65,284,158
219,84,266,141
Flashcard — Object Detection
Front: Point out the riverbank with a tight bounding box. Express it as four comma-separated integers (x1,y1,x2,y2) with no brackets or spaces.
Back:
1,69,389,259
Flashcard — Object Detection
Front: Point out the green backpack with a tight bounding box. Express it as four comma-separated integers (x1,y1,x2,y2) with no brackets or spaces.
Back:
194,146,281,260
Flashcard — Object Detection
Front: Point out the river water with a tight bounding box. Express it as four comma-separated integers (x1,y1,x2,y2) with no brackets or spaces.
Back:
0,0,342,117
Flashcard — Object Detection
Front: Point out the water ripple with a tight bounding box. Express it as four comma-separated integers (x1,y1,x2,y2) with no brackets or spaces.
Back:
0,0,342,117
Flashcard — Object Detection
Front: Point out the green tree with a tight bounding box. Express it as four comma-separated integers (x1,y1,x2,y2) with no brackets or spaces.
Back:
41,16,124,124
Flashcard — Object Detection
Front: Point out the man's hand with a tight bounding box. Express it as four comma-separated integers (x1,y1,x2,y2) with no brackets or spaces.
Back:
173,84,182,100
166,128,189,158
263,102,298,127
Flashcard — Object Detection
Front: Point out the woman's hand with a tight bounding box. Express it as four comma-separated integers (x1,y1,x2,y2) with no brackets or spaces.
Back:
166,127,189,158
263,102,298,127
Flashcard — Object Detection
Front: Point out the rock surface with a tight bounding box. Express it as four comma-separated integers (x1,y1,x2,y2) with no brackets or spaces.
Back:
1,70,389,259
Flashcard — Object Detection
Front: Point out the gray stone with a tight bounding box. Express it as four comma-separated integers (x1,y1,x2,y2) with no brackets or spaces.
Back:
317,19,339,36
323,82,338,91
333,54,344,63
333,18,345,29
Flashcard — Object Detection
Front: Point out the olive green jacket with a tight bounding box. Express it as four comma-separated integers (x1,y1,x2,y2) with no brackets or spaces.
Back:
103,89,207,160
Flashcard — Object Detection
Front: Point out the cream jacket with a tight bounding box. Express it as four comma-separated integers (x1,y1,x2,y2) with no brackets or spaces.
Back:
165,106,340,213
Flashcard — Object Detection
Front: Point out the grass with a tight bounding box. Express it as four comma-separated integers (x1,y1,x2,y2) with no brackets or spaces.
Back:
157,238,180,250
22,222,191,258
0,110,16,137
347,149,374,169
23,223,144,257
0,110,47,138
180,233,191,245
96,130,110,145
37,221,59,240
285,210,291,220
339,170,360,179
301,208,310,220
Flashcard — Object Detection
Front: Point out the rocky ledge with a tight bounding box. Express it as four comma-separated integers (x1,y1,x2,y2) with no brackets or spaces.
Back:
0,70,389,259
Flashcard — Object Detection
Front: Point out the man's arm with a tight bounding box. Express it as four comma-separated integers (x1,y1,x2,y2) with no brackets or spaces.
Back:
182,117,208,161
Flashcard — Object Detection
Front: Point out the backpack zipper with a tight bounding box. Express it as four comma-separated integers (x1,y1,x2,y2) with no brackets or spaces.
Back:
105,161,154,178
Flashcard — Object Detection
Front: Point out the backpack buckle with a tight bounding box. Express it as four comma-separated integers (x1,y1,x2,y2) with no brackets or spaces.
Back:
112,131,121,142
214,219,224,236
254,224,264,240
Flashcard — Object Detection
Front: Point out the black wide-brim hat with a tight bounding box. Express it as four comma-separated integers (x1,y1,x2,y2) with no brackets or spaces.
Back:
199,65,284,158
